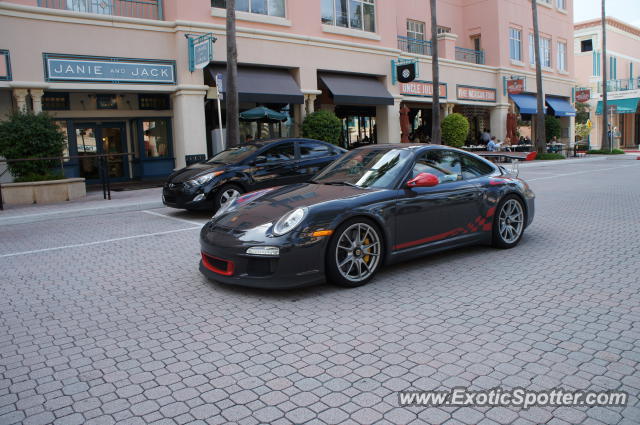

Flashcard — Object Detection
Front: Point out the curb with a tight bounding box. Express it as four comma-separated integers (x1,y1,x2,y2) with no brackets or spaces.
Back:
0,200,164,226
517,157,607,168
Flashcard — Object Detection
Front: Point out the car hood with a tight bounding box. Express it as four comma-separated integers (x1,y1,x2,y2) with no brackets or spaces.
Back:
213,183,377,231
168,162,225,183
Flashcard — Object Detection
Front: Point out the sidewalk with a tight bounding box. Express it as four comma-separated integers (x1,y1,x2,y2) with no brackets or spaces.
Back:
0,187,163,226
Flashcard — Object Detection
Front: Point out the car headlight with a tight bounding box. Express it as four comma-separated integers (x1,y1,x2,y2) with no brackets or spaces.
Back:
273,207,307,236
188,171,223,187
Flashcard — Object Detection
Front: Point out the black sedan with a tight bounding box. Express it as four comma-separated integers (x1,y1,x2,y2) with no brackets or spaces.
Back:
200,144,535,288
163,138,345,211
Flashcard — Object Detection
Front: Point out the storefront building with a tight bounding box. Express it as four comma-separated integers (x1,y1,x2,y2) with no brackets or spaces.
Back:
575,17,640,149
1,0,575,183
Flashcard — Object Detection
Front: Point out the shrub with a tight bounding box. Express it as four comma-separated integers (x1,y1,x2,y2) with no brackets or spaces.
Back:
0,112,67,181
441,113,469,148
535,153,565,160
587,149,625,155
302,110,342,145
545,115,562,142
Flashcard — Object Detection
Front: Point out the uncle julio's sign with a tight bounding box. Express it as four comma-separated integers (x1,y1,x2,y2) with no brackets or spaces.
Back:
44,54,176,84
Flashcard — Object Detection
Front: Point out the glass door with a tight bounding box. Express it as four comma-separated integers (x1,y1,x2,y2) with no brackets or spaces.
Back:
74,123,127,181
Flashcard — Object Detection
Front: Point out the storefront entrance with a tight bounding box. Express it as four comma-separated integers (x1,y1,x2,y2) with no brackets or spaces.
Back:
74,123,128,181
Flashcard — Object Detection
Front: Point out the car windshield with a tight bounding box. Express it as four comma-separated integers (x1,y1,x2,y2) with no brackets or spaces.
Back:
312,148,412,189
207,145,260,164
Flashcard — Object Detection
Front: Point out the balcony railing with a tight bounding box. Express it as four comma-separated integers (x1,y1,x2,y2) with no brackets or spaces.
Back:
455,47,485,65
398,36,432,56
597,78,640,93
37,0,164,20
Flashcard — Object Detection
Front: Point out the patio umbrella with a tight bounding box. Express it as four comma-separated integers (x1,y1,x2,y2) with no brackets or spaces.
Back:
239,106,288,122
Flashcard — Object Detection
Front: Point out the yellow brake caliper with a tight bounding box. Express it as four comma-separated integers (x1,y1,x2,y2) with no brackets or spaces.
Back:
363,237,371,264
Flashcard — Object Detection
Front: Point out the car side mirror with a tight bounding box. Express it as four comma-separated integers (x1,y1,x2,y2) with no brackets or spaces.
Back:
406,172,439,188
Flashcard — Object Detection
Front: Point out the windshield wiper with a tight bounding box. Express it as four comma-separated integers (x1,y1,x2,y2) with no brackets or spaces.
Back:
321,181,359,188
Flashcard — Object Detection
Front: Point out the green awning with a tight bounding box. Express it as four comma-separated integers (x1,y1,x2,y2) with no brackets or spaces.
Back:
239,106,288,122
595,98,639,115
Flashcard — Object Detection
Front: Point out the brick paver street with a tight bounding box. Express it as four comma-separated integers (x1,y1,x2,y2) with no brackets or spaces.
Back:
1,159,639,425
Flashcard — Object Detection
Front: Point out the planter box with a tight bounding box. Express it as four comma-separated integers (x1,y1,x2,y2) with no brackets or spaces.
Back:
1,178,86,205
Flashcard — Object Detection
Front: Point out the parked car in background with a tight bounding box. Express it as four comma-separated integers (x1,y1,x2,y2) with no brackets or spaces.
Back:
199,144,536,289
163,138,345,211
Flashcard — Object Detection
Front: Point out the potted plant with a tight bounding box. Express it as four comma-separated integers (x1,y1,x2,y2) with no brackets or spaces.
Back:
0,111,86,205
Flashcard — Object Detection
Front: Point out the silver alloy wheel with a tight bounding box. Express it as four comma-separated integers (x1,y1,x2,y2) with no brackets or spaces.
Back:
498,199,524,244
220,188,240,206
335,223,381,283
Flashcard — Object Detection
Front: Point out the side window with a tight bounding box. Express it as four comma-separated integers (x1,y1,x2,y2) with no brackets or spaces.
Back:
261,142,295,163
460,153,495,179
412,150,462,183
299,142,331,159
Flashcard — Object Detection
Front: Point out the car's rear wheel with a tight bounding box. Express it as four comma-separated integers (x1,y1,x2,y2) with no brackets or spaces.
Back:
213,184,243,212
492,194,525,249
326,218,383,287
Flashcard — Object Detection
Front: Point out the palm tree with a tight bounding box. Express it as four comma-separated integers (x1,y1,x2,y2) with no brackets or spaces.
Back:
601,0,610,151
226,0,240,148
531,0,546,154
429,0,441,144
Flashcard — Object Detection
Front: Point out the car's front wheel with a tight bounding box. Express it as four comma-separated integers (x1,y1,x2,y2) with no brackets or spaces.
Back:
326,218,383,287
213,184,243,212
492,194,526,249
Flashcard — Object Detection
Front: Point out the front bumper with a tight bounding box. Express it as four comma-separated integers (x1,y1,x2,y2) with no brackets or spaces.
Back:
199,224,329,289
163,184,212,210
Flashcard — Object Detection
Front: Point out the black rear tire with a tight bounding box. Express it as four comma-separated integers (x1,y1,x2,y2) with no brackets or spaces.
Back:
326,218,384,288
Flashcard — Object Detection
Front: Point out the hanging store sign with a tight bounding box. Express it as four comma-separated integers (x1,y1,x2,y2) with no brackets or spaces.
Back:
507,78,525,95
575,88,591,103
396,62,417,83
456,85,496,102
187,33,216,72
400,81,447,98
44,54,176,84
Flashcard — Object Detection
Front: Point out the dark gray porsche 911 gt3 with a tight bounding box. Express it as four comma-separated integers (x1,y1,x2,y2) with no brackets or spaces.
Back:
199,144,535,288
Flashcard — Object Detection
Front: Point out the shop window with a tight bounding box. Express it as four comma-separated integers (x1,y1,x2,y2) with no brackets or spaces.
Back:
407,20,425,41
53,120,70,162
557,41,567,72
96,94,117,110
321,0,375,32
581,39,593,52
142,120,171,158
212,0,285,17
541,37,552,68
139,94,170,110
509,28,522,61
42,92,70,111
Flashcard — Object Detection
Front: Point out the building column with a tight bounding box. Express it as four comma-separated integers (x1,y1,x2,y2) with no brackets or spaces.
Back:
13,88,28,112
490,104,509,141
376,98,402,144
30,89,44,113
306,94,317,115
171,87,208,169
568,115,576,148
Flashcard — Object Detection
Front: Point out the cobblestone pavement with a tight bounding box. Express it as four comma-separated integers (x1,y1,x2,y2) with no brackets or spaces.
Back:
1,160,639,425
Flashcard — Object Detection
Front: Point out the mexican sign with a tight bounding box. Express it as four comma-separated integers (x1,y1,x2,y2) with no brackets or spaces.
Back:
188,33,216,72
507,78,525,95
44,54,176,84
400,81,447,98
575,88,591,103
456,85,496,102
